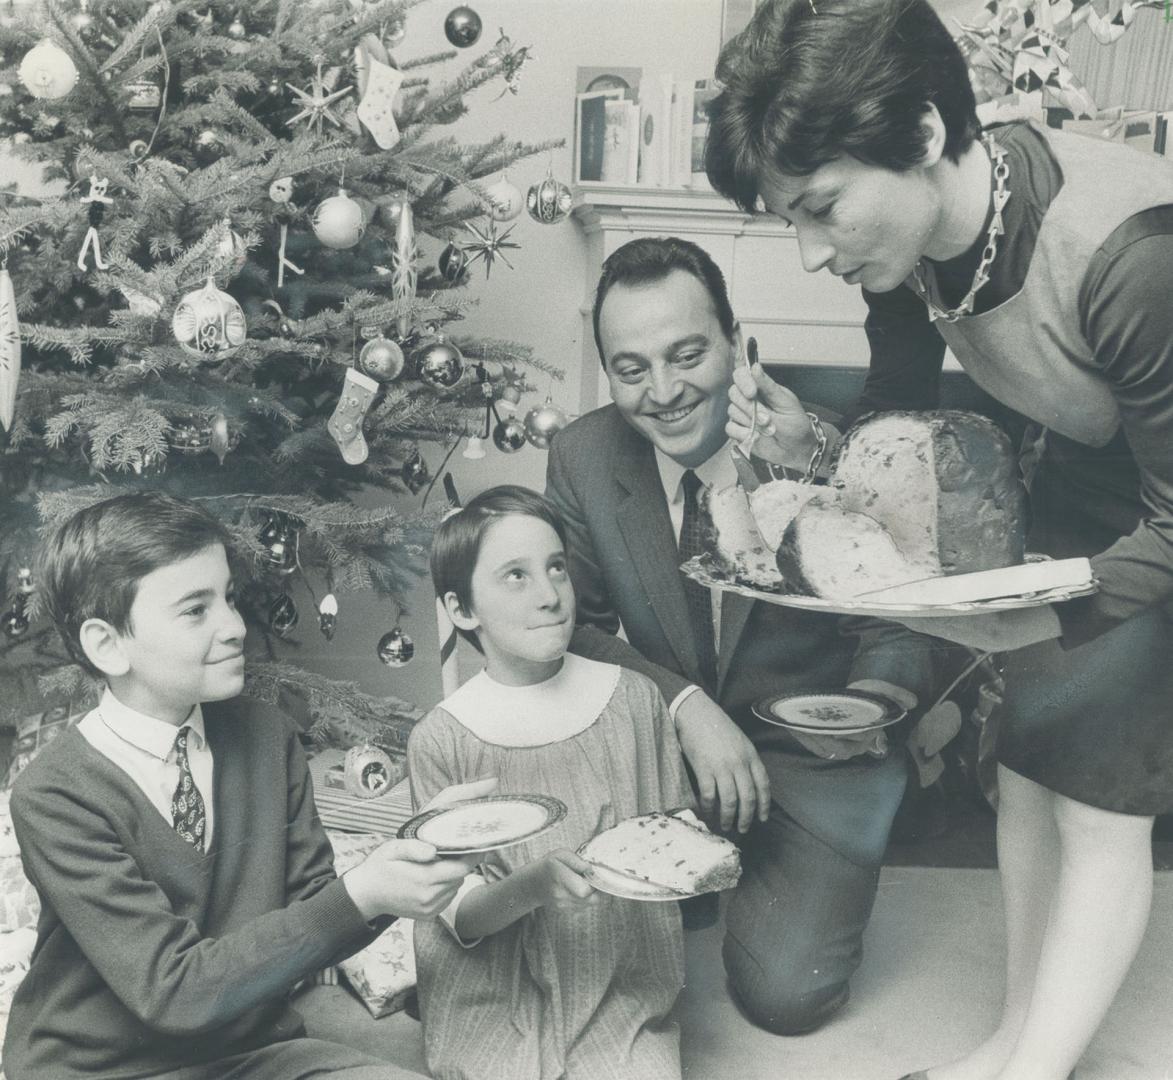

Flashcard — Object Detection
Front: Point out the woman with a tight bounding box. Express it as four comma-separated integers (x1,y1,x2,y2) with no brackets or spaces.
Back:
706,2,1173,1079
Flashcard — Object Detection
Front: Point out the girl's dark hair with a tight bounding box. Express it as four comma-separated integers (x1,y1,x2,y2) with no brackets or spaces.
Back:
592,236,736,367
36,491,233,677
705,0,981,211
430,485,569,651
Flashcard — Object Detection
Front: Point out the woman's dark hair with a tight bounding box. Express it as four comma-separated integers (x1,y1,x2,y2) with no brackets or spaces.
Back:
430,485,570,651
705,0,981,211
36,491,234,677
591,236,736,367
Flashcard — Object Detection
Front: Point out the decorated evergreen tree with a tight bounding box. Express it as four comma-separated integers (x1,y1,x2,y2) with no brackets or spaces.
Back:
0,0,567,745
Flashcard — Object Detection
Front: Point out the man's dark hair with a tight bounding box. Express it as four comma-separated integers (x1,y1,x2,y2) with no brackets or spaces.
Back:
36,491,234,677
592,236,736,367
705,0,981,211
430,485,570,652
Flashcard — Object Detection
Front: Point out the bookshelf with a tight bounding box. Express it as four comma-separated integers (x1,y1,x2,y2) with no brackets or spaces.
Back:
571,183,885,413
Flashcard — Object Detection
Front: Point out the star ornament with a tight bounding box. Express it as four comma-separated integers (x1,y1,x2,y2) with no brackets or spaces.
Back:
286,62,353,136
462,219,520,278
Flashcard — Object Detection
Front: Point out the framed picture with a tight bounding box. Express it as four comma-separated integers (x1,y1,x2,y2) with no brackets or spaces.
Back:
575,66,642,99
574,88,627,183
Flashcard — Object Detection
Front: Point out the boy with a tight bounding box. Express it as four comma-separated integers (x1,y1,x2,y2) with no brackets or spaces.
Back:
5,491,487,1080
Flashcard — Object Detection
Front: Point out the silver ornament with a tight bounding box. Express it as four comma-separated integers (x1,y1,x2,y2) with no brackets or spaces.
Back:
485,176,523,221
19,40,79,101
377,627,415,666
269,593,299,637
343,744,397,797
359,336,406,382
312,189,365,249
416,339,464,390
523,400,569,449
443,5,482,47
492,416,527,453
438,242,468,283
171,277,247,359
526,170,573,225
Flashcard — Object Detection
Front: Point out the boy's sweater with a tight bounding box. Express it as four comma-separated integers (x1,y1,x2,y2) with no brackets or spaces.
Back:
3,698,383,1080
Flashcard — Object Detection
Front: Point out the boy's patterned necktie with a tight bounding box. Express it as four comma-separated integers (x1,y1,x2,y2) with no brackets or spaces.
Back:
170,726,206,851
679,469,717,692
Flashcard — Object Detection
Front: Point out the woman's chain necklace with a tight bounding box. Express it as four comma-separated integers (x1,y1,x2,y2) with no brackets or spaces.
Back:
913,134,1010,323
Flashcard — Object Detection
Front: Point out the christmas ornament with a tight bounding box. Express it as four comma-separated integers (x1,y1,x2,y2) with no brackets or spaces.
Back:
259,517,299,574
492,415,527,453
416,338,464,390
312,188,365,249
401,450,429,494
70,0,95,34
76,175,112,272
485,175,523,221
344,744,396,797
385,18,407,48
286,61,352,136
128,138,150,158
359,335,405,382
269,593,299,637
209,412,231,464
268,176,294,203
170,421,209,453
437,242,469,283
269,177,304,288
443,6,482,48
319,593,338,640
378,193,408,229
216,225,249,273
355,40,404,150
226,11,246,38
391,197,416,338
462,435,486,460
463,219,519,278
126,78,162,110
0,607,28,640
171,276,247,358
194,128,224,163
19,40,79,100
498,383,522,412
377,626,415,666
130,447,167,476
527,168,573,224
327,367,380,465
523,400,569,449
0,265,20,432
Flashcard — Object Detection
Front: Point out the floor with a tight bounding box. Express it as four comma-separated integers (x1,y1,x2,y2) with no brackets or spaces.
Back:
301,865,1173,1079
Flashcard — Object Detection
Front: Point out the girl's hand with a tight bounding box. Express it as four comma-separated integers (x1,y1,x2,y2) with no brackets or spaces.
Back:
423,776,499,812
726,363,818,469
531,849,601,913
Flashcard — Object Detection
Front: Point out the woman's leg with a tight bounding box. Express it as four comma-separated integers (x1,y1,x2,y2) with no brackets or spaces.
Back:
927,766,1059,1080
997,794,1154,1080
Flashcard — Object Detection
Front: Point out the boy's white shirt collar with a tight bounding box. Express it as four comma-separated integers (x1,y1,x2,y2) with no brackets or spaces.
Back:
94,687,207,758
439,652,621,747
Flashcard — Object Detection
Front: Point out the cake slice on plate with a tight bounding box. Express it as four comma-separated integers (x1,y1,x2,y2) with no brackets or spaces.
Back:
578,810,742,895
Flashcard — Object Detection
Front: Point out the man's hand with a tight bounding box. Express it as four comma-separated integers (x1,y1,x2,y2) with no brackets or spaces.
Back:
898,605,1061,653
674,692,770,833
344,840,479,922
726,362,817,469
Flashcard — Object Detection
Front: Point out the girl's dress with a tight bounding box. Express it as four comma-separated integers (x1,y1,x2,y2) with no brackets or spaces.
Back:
406,654,693,1080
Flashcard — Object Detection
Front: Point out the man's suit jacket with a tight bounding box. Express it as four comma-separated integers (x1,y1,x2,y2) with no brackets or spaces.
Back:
546,404,938,736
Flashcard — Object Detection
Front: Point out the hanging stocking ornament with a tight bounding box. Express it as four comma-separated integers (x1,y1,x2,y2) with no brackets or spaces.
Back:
327,367,380,465
392,198,417,338
77,175,113,271
355,42,404,150
0,264,20,432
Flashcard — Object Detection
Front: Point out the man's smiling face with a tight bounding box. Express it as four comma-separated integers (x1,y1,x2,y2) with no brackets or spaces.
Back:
598,269,737,467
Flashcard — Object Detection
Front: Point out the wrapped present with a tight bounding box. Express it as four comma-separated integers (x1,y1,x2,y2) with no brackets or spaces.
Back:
338,918,417,1019
0,794,39,933
4,707,80,789
310,750,412,835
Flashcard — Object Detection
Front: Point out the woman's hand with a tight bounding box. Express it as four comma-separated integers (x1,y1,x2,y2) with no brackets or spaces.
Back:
726,362,819,469
900,605,1062,652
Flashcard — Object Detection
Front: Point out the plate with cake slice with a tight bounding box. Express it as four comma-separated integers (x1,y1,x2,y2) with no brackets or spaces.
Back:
577,810,742,901
399,794,567,854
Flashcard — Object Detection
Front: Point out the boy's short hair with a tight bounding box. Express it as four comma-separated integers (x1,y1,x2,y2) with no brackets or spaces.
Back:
36,491,234,677
591,236,736,367
431,485,569,651
705,0,981,211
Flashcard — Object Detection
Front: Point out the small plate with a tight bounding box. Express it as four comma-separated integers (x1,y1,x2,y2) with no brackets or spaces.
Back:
752,690,906,734
398,794,567,854
683,554,1097,619
579,861,701,902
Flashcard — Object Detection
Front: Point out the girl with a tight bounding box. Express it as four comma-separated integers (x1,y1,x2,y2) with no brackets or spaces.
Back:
406,485,694,1080
711,3,1173,1078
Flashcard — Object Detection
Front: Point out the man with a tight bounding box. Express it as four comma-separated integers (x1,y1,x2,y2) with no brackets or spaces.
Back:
546,236,940,1035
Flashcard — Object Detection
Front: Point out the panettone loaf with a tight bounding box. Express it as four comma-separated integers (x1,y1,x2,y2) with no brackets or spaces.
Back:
703,484,783,589
777,410,1026,599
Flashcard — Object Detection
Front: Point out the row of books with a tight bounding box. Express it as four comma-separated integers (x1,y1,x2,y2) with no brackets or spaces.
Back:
1047,106,1173,156
574,71,720,188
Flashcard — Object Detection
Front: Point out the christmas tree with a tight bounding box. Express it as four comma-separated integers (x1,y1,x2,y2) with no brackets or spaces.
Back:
0,0,569,747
